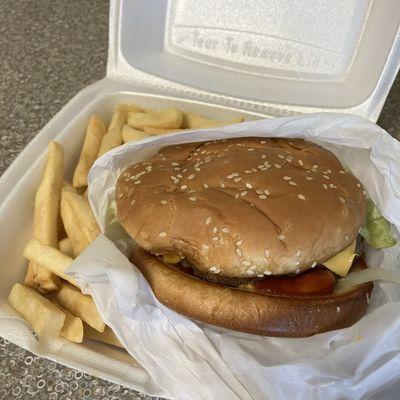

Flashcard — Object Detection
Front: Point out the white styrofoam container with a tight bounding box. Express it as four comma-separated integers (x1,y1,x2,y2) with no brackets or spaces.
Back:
1,0,399,393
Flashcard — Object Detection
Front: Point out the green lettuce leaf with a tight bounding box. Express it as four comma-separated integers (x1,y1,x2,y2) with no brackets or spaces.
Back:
360,199,397,248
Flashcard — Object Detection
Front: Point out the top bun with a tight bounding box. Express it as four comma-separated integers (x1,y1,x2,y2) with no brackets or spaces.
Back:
116,137,366,278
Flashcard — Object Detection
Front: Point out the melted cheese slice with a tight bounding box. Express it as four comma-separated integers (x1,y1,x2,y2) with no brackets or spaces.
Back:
323,241,357,277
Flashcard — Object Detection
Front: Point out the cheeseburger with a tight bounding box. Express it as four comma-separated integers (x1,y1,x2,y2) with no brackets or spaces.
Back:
116,137,373,337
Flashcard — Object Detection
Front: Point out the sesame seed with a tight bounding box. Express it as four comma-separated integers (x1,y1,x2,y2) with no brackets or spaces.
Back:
306,176,313,181
252,168,257,172
174,167,180,171
181,185,187,190
220,183,225,188
212,236,219,241
345,235,349,241
283,176,291,181
236,248,242,256
247,148,255,151
212,227,218,234
278,154,285,159
232,173,239,177
296,250,302,257
130,199,136,205
189,196,197,201
362,190,366,196
240,191,248,197
203,183,209,188
323,184,328,189
278,234,285,240
250,203,255,207
227,174,234,179
259,195,267,199
244,170,252,174
242,261,251,266
329,184,337,189
222,227,229,233
202,244,209,250
264,249,270,258
327,169,332,174
188,174,195,180
336,306,341,313
366,293,370,304
264,270,272,275
118,193,124,199
261,154,266,159
257,274,264,278
246,270,255,275
234,177,242,182
312,164,318,169
236,240,243,246
357,183,361,188
235,193,240,199
298,194,306,200
274,164,281,169
134,181,141,185
245,183,253,189
260,140,266,144
264,189,270,195
158,232,167,237
177,174,182,178
289,181,297,186
160,200,167,205
256,189,263,194
295,268,301,274
339,196,346,203
298,160,304,166
210,266,218,273
205,217,212,225
339,170,346,174
323,175,330,180
171,162,179,166
311,261,317,268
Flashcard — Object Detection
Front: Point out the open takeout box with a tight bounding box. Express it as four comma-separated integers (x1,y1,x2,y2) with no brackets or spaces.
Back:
1,0,400,396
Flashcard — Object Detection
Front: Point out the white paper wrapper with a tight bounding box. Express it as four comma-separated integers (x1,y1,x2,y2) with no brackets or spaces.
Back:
67,113,400,400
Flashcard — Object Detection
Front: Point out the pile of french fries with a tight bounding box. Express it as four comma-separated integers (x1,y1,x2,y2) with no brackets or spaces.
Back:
8,103,244,348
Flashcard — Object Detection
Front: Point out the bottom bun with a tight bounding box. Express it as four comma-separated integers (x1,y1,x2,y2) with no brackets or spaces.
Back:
130,245,374,337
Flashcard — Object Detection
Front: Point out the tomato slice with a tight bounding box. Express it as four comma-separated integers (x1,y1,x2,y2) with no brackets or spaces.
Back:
254,266,336,297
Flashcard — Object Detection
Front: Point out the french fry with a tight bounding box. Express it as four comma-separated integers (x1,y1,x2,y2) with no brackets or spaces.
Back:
62,180,77,193
59,237,74,258
24,264,35,287
55,283,105,333
121,125,149,143
8,283,66,338
23,238,78,288
32,141,64,292
182,111,244,129
127,108,183,130
84,324,123,348
73,116,106,188
98,104,144,157
60,190,100,256
54,302,84,343
142,127,186,135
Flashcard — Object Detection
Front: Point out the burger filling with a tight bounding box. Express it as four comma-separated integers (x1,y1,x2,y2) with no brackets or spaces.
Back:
156,236,366,298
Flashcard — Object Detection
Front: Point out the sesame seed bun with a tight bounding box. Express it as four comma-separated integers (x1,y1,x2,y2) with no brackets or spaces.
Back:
116,138,366,278
130,245,373,337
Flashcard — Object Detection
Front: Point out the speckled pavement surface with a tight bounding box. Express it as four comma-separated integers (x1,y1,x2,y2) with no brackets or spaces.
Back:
0,0,399,399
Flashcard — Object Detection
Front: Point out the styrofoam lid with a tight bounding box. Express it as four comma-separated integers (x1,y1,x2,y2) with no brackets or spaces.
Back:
108,0,400,120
